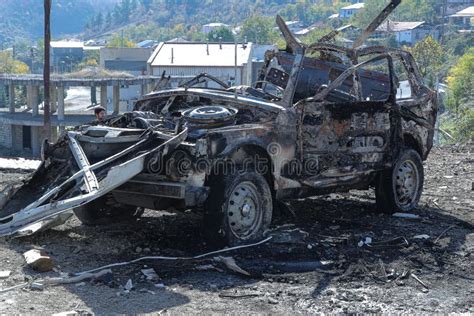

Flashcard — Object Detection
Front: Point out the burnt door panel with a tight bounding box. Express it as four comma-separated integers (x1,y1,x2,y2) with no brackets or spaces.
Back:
297,100,392,180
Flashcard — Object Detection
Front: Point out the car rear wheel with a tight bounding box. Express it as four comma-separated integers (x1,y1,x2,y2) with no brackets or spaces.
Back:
73,194,144,226
375,149,424,214
204,169,273,246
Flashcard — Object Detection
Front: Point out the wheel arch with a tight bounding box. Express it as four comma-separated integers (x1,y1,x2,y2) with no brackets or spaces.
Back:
206,139,275,191
403,132,424,159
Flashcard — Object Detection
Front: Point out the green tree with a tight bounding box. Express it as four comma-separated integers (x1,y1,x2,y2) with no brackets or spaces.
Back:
444,32,474,57
0,51,29,108
0,51,30,74
96,12,103,31
408,36,444,87
105,12,113,27
207,27,235,42
351,0,438,29
106,34,137,48
121,0,132,23
447,48,474,113
241,15,279,44
300,27,334,46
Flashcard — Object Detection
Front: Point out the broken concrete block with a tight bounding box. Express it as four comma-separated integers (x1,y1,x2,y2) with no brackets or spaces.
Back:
0,270,11,279
124,279,133,292
141,268,158,280
23,249,53,272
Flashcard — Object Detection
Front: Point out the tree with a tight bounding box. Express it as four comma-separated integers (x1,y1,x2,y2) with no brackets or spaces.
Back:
121,0,132,23
96,12,103,31
447,48,474,112
241,15,279,44
106,34,137,48
0,51,29,109
350,0,387,29
440,48,474,142
300,27,334,46
105,12,113,27
207,27,235,42
0,51,30,74
351,0,438,29
408,36,444,87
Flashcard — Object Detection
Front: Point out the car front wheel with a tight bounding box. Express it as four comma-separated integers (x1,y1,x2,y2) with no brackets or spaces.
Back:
375,149,424,214
204,170,273,246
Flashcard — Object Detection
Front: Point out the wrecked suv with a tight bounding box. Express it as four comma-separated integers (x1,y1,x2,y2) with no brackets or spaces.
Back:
0,2,437,245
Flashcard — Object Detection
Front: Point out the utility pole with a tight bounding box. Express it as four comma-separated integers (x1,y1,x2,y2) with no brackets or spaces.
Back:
440,0,447,44
43,0,51,141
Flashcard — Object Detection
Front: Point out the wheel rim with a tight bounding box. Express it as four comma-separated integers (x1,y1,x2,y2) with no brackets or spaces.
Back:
394,159,419,208
226,181,262,239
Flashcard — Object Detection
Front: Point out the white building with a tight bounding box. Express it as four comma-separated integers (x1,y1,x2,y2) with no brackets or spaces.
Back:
449,6,474,27
202,23,230,35
339,3,365,19
147,42,254,88
376,20,439,45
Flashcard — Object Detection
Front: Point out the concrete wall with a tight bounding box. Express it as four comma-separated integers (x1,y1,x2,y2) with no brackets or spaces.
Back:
396,28,440,45
101,47,153,109
0,121,12,148
12,125,23,151
0,119,61,156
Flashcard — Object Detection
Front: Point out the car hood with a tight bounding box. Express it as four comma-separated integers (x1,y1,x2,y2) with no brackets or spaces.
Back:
137,87,285,114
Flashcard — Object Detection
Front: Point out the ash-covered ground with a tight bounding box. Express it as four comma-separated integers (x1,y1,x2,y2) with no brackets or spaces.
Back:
0,145,472,314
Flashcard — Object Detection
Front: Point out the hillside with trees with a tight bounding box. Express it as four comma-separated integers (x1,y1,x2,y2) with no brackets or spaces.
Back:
0,0,115,46
0,0,471,142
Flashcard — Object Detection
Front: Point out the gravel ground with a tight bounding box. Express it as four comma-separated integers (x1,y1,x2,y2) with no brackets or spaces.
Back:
0,145,472,314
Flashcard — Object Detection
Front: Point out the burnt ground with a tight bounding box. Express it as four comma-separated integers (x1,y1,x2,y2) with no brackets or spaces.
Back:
0,145,472,314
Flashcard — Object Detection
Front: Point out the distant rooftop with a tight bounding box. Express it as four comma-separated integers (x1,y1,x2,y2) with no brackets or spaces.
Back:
341,3,365,10
166,37,189,43
148,42,253,67
203,22,229,27
294,23,323,36
377,20,425,32
137,40,159,48
337,24,359,31
450,6,474,17
50,41,84,49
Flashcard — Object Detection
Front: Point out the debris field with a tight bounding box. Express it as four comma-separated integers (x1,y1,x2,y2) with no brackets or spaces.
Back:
0,144,472,314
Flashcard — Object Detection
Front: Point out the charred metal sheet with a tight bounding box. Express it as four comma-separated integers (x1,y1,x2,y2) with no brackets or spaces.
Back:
0,128,188,237
276,15,304,54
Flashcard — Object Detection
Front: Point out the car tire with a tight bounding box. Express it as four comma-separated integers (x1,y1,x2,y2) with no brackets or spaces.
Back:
204,169,273,246
73,194,144,226
375,149,424,214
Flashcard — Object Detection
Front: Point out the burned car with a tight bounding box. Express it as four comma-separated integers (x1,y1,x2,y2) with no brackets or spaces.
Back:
0,0,437,245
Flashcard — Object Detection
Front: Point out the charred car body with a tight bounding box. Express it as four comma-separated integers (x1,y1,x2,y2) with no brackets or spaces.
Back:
0,0,437,245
